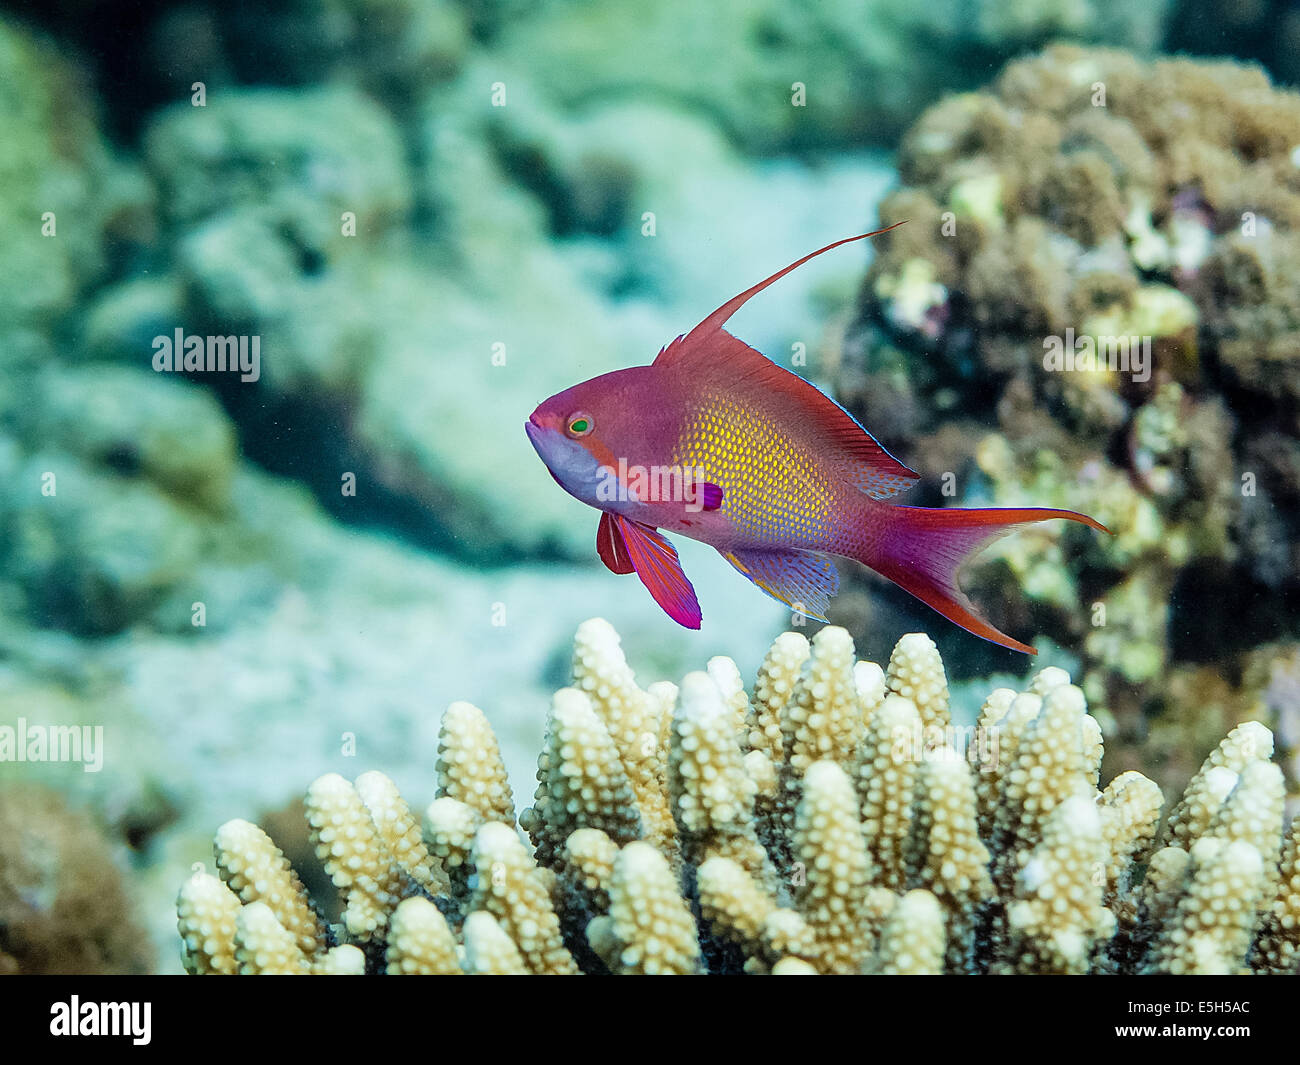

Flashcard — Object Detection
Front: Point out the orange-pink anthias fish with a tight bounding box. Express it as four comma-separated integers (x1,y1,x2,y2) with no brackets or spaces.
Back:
525,226,1108,654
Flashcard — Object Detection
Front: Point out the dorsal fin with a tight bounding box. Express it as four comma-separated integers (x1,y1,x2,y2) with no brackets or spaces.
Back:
654,223,906,371
663,327,920,500
651,224,916,499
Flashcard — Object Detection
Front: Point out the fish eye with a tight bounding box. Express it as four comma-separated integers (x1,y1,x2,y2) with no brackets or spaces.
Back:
566,413,594,437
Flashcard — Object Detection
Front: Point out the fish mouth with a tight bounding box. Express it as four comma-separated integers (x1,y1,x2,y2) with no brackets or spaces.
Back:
524,418,574,491
524,418,555,465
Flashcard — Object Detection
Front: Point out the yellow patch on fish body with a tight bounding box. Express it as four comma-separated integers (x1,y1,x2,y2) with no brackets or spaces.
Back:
673,392,835,546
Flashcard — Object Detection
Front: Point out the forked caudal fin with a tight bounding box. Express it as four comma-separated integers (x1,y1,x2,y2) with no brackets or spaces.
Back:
859,504,1110,655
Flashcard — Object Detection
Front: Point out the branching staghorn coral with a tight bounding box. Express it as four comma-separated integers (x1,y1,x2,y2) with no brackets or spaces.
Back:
179,617,1300,975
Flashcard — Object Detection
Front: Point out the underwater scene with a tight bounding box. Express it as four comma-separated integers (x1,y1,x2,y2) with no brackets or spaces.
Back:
2,0,1300,988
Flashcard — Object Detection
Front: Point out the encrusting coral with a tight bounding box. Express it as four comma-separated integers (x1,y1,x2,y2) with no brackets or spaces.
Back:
178,618,1300,975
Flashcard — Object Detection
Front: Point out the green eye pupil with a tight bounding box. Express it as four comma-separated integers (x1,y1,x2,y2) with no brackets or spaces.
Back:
570,419,589,433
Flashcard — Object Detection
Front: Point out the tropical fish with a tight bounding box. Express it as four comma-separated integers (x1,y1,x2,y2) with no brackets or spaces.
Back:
524,226,1107,654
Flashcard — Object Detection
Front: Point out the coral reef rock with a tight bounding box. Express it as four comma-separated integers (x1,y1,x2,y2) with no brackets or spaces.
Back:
179,618,1299,974
1,786,153,974
836,44,1300,796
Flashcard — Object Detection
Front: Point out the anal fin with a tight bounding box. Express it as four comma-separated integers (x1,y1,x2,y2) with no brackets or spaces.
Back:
721,548,839,621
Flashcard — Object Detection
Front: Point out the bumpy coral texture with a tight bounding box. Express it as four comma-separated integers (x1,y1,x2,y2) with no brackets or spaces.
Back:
178,618,1299,974
836,44,1300,799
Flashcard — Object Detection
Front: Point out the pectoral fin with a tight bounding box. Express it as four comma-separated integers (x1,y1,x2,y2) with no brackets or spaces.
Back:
721,548,839,621
699,482,724,511
612,514,702,629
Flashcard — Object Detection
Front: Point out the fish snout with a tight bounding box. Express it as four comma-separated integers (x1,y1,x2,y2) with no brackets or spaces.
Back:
526,406,566,452
524,417,553,460
524,416,585,493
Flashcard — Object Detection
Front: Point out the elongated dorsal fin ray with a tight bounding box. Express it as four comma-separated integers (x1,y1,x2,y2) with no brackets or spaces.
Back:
653,224,916,499
655,222,906,371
